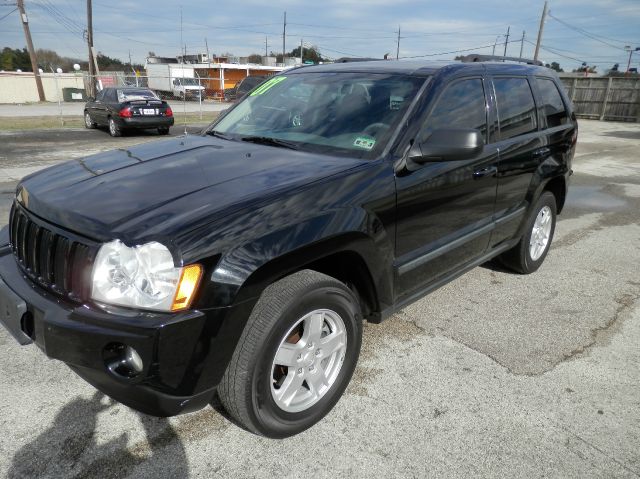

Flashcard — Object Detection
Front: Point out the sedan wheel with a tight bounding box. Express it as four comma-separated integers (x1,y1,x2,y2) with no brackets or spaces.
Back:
84,111,96,129
108,118,122,137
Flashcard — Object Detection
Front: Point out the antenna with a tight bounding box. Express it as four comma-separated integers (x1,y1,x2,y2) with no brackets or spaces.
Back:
180,5,187,136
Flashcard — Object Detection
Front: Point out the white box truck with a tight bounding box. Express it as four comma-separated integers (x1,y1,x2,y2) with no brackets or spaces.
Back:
146,63,205,100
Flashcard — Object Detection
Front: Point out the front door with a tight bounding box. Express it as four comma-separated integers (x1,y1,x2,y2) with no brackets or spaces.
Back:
394,76,498,300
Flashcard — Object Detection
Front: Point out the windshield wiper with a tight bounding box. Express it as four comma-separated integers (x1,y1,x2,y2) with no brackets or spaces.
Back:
240,136,299,150
206,130,234,140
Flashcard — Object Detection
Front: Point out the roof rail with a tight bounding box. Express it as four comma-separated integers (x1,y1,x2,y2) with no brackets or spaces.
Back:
459,54,543,66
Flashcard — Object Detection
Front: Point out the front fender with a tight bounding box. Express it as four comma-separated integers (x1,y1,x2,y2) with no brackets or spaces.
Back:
201,206,394,310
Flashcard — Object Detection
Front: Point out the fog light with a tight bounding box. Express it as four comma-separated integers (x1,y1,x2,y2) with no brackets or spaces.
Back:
104,343,144,379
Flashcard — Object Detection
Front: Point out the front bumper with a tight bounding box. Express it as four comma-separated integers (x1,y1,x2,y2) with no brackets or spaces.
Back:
0,229,246,416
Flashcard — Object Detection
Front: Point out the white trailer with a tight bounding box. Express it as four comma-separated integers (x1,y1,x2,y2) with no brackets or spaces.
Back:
146,63,205,100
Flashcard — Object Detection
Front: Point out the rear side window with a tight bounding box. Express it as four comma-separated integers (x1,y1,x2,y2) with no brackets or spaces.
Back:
424,78,487,138
493,78,537,140
535,78,568,127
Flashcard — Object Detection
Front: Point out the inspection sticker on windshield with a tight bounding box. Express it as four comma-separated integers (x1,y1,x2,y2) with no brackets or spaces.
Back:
353,136,376,150
250,76,287,96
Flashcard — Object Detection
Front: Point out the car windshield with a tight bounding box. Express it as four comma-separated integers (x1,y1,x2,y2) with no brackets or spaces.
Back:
118,89,159,102
210,72,425,158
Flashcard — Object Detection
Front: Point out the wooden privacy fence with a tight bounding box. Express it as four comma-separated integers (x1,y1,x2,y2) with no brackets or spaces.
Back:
559,76,640,122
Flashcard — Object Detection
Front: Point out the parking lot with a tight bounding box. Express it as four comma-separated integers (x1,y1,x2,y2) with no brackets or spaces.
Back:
0,120,639,478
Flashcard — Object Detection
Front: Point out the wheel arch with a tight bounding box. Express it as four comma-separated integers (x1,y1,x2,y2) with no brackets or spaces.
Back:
542,175,567,214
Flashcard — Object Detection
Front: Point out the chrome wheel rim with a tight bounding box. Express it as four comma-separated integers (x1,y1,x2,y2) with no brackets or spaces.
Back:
109,119,116,135
271,309,347,413
529,205,552,261
84,113,92,127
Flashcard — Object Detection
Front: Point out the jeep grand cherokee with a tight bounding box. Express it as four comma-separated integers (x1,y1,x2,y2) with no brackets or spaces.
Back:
0,60,576,437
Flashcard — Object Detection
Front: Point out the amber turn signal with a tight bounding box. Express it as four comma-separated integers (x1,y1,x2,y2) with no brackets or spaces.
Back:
171,264,203,311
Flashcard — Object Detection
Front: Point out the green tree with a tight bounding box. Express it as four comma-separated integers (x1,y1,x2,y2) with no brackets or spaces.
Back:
289,45,324,64
549,62,563,72
247,54,263,64
1,47,15,70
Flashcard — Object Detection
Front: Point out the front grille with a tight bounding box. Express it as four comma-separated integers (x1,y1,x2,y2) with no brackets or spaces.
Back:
9,204,95,302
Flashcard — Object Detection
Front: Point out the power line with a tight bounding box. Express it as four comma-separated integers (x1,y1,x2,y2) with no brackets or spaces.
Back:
548,13,626,50
399,39,521,59
524,39,584,63
0,6,16,21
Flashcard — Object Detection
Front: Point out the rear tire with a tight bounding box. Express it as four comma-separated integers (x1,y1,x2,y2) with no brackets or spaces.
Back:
108,117,122,137
158,127,170,135
218,270,362,438
499,191,557,274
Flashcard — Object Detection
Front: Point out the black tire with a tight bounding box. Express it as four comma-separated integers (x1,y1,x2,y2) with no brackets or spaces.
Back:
108,117,122,137
499,191,557,274
218,270,362,438
84,111,96,129
158,127,170,135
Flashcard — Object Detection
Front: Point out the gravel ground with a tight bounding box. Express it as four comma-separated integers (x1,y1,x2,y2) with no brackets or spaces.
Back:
0,120,639,478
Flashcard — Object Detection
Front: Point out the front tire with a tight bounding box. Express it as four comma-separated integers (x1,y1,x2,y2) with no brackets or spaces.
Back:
84,111,96,129
218,270,362,438
108,117,122,137
499,191,557,274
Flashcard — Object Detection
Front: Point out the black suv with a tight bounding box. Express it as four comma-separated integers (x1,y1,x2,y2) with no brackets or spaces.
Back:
0,61,576,437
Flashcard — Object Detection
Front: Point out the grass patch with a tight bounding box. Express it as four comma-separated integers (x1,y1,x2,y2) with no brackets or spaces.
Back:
0,112,220,131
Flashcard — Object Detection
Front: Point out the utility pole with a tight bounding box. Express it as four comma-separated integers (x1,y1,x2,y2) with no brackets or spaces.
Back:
503,26,510,58
396,25,401,60
534,1,548,62
282,11,286,66
300,38,303,64
519,31,525,60
492,35,501,56
17,0,45,101
180,6,183,62
265,36,268,59
86,0,95,96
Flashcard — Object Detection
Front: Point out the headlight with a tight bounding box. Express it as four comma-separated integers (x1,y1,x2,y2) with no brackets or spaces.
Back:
91,240,202,312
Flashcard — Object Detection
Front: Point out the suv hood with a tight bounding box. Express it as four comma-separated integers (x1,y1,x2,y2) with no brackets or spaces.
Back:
17,135,366,243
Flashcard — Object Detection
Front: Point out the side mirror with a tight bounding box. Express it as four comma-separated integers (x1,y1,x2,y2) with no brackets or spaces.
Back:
410,128,484,163
87,96,95,102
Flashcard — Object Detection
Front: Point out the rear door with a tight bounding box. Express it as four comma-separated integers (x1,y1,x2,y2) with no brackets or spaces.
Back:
489,76,546,246
90,89,107,125
394,76,499,299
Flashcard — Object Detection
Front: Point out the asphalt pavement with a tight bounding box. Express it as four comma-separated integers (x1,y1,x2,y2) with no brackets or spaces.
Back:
0,120,639,478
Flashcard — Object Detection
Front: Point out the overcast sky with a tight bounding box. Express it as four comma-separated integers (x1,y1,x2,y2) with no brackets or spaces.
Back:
1,0,639,72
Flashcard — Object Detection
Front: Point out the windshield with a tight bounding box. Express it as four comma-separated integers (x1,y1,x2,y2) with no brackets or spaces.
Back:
118,89,159,102
210,72,425,158
175,78,200,86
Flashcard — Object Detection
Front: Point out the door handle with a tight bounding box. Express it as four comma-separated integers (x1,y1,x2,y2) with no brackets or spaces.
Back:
533,147,551,158
473,165,497,179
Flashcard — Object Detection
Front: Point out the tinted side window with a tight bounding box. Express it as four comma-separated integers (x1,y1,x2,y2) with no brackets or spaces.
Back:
95,90,105,101
424,78,487,138
536,78,568,127
493,78,537,140
107,89,118,103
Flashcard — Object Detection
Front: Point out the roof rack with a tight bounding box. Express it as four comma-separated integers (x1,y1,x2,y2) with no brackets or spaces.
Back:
459,54,543,66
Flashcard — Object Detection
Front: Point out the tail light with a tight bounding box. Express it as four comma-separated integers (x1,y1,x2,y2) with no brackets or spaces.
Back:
119,107,132,118
165,106,173,117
